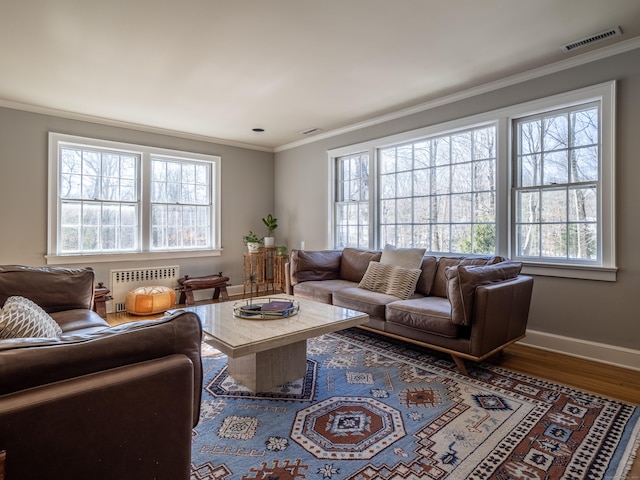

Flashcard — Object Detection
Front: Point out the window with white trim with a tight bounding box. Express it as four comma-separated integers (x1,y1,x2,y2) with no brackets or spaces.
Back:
335,153,370,248
513,104,599,262
48,133,220,263
329,82,616,280
377,125,496,254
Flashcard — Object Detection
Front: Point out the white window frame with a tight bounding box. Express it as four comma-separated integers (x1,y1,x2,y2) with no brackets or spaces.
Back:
46,133,222,265
328,81,616,281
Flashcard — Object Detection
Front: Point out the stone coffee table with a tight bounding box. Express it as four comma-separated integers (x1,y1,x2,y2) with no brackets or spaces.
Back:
177,295,369,392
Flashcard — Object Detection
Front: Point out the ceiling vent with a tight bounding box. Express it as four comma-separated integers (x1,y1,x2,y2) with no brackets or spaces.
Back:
300,127,323,136
562,26,623,52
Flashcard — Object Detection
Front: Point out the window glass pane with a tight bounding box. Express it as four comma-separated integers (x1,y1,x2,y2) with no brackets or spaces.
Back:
541,224,567,257
569,186,597,222
543,151,568,185
517,224,539,257
571,108,598,147
543,114,568,151
541,189,567,223
571,146,598,182
568,223,597,259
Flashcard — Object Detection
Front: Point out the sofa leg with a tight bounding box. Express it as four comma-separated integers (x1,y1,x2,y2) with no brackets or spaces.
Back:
451,355,468,376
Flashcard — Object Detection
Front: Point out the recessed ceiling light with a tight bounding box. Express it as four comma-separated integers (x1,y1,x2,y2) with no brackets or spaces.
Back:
252,128,265,133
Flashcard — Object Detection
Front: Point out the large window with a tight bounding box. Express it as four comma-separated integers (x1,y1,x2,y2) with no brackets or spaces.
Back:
377,125,496,254
48,133,221,264
330,82,616,280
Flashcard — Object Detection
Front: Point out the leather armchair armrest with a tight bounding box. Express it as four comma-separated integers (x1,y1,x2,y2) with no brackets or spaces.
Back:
0,355,194,480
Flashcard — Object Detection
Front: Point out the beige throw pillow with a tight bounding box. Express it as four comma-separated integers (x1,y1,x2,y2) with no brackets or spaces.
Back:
358,261,422,300
0,296,63,338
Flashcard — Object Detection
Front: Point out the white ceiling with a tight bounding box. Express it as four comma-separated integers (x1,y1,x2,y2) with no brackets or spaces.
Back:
2,0,640,150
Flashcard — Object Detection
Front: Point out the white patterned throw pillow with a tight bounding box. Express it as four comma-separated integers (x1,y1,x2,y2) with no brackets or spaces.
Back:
0,296,63,339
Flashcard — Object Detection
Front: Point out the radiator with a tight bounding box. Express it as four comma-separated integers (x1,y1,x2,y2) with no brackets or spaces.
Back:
109,265,180,313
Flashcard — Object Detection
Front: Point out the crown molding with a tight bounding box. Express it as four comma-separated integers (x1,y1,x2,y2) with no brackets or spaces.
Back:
0,98,275,153
275,36,640,152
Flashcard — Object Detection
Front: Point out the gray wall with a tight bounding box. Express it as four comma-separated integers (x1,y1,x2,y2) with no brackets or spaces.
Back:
0,107,274,289
275,47,640,353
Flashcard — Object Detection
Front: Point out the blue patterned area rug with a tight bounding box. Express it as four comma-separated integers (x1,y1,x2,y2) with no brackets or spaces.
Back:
190,329,640,480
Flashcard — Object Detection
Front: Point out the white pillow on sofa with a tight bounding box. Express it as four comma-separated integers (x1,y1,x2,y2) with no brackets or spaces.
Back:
380,244,426,269
0,296,63,339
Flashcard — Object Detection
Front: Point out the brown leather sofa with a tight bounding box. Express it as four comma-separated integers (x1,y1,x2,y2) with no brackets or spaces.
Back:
0,265,202,480
285,248,533,375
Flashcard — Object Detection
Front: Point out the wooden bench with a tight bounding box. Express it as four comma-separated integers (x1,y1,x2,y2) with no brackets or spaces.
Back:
177,272,230,305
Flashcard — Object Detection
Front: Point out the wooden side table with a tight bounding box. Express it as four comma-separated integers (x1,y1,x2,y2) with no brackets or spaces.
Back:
93,283,112,319
274,254,287,292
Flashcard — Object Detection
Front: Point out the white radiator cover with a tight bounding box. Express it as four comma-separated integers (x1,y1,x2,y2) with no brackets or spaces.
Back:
109,265,180,313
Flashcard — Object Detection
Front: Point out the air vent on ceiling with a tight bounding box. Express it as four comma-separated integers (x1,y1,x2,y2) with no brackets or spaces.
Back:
300,127,323,136
562,26,623,52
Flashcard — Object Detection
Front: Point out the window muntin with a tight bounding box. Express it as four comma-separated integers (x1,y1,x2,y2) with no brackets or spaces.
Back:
378,126,496,253
335,153,370,248
49,133,220,261
514,104,600,263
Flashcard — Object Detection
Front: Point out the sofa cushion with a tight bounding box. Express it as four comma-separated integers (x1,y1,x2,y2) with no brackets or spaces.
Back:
295,250,342,283
340,248,382,282
0,296,63,339
293,279,358,304
415,256,438,296
332,287,398,321
358,261,422,300
431,256,503,298
446,261,523,326
386,297,461,338
380,244,426,269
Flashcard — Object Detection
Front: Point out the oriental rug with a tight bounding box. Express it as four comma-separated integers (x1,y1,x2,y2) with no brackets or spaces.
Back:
190,329,640,480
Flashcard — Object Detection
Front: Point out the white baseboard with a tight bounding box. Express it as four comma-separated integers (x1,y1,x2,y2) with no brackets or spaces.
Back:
519,329,640,372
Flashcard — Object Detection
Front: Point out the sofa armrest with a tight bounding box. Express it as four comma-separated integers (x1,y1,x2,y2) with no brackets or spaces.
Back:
0,310,203,426
468,275,534,357
0,354,194,479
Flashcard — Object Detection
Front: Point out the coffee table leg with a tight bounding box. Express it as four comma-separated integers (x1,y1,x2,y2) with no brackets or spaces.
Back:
227,340,307,392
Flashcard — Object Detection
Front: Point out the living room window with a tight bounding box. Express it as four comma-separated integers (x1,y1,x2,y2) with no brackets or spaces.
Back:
329,81,616,280
378,125,496,254
47,133,221,264
335,153,370,248
513,104,600,263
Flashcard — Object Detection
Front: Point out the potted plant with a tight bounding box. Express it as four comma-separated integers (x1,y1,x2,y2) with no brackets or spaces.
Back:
262,214,278,247
242,231,263,253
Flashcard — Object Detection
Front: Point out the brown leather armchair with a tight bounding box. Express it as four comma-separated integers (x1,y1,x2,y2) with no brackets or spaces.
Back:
0,265,202,480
